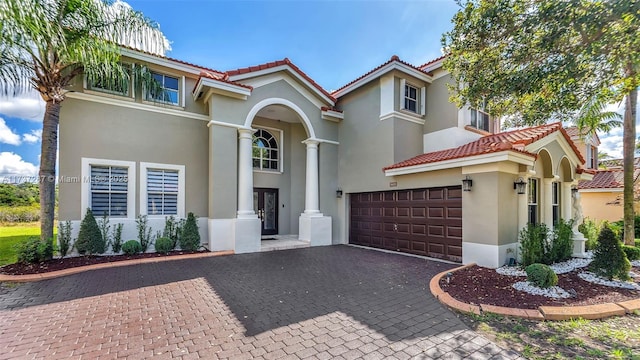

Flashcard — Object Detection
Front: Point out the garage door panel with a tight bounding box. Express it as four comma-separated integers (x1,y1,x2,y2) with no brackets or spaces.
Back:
350,186,462,263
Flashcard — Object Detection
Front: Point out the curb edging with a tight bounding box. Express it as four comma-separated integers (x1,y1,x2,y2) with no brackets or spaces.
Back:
430,263,640,321
0,250,234,283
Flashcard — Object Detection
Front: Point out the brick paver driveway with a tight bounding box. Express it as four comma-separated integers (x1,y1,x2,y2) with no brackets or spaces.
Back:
0,245,522,359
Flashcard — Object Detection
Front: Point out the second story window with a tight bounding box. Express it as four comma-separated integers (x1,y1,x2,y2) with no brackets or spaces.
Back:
471,107,490,132
404,84,418,112
146,72,180,106
86,66,131,97
253,129,279,171
586,145,598,169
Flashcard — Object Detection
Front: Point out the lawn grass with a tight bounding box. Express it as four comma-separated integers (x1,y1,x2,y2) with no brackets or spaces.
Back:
0,223,56,266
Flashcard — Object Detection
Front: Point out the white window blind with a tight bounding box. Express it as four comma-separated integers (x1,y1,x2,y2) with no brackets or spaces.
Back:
147,169,179,215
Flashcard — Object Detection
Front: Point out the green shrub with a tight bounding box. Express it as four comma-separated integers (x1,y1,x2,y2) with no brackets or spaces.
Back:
525,263,558,288
15,237,53,264
136,215,153,253
122,240,142,255
162,215,184,250
96,214,110,254
75,208,103,255
0,205,40,223
612,215,640,239
579,218,600,251
622,245,640,261
155,237,173,254
180,212,200,251
550,219,574,263
590,225,631,281
111,223,123,253
519,223,550,266
57,221,73,258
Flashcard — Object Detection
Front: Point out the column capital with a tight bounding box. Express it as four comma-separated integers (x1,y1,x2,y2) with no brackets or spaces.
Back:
238,128,256,139
302,138,320,147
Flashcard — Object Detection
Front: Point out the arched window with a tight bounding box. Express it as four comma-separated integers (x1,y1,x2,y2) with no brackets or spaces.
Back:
252,129,279,170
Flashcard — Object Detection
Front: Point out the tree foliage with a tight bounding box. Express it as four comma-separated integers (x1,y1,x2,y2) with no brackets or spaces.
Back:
0,183,39,206
0,0,169,242
443,0,639,244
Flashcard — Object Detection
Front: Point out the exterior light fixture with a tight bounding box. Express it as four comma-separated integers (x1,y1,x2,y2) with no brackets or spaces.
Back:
461,176,473,192
336,188,343,198
514,178,527,194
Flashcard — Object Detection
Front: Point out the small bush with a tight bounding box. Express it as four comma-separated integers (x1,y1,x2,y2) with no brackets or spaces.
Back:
111,223,123,253
155,237,173,254
163,215,184,250
525,263,558,288
0,205,40,223
550,219,573,263
96,214,110,254
180,212,200,251
15,237,53,264
622,245,640,261
590,225,631,281
76,208,103,255
578,218,599,251
612,215,640,239
519,223,550,266
122,240,142,255
136,215,153,253
57,221,73,258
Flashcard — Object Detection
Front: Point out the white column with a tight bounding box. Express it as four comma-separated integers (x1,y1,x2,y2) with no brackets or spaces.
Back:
237,128,256,218
303,139,320,215
562,182,572,221
543,178,554,228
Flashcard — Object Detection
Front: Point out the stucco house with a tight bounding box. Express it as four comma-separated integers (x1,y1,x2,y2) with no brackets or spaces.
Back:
58,49,593,268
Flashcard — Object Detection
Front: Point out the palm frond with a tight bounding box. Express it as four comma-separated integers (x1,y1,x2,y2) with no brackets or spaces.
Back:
574,92,623,137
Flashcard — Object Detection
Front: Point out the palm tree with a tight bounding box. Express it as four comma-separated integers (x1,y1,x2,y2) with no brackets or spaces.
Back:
0,0,169,243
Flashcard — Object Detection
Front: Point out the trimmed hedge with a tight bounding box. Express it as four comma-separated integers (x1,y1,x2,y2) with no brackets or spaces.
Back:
622,245,640,261
122,240,142,255
15,237,53,264
155,237,173,254
525,263,558,288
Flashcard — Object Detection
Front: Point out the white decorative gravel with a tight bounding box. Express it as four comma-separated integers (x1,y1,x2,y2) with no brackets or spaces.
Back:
512,281,573,298
578,272,640,290
631,260,640,267
496,257,592,277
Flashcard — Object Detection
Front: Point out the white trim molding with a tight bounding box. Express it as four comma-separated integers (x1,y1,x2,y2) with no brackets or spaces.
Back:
384,150,535,177
66,92,209,121
579,188,623,193
380,111,425,125
241,73,326,109
139,162,186,218
245,98,317,139
333,61,433,98
321,109,343,122
194,77,251,102
81,158,136,219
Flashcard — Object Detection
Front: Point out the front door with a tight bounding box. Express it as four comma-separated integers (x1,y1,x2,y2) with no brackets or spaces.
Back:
253,188,278,236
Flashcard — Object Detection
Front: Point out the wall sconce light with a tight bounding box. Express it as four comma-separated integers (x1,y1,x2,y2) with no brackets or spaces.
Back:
514,177,527,194
461,176,473,192
336,188,343,198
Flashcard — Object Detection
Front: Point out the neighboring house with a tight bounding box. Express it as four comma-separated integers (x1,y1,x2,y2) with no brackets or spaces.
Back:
58,50,593,268
577,156,640,223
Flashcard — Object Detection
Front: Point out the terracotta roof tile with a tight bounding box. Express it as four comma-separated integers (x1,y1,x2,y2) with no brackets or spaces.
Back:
120,45,225,76
600,157,640,169
384,122,585,171
578,168,640,189
418,54,448,70
321,106,343,113
225,58,335,102
564,126,601,143
331,55,433,96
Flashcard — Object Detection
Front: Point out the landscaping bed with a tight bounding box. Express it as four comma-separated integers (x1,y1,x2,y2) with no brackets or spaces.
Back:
440,264,640,309
0,250,209,275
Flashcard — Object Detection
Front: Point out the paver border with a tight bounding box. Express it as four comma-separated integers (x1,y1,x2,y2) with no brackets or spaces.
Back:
0,250,234,283
430,263,640,321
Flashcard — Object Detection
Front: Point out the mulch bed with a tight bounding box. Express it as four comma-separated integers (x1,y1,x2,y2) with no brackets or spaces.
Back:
440,265,640,309
0,250,209,276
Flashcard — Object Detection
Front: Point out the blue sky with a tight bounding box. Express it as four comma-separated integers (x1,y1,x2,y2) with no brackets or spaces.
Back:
0,0,629,180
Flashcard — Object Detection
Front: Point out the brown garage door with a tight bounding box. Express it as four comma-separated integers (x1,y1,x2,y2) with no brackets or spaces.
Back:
349,186,462,263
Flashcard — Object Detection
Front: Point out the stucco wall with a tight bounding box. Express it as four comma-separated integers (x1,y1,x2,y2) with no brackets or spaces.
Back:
58,98,209,221
580,191,624,223
208,124,238,219
424,75,457,134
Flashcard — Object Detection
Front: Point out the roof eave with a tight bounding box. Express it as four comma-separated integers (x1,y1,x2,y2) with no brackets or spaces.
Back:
333,62,433,99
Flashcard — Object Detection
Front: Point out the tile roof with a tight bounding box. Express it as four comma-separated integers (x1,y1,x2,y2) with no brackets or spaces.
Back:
600,157,640,169
331,55,433,96
120,45,225,76
196,71,253,90
418,54,448,70
225,58,335,102
564,126,601,144
578,168,640,189
321,106,343,113
384,122,585,171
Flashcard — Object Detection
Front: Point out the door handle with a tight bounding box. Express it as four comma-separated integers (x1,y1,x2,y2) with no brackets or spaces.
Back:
393,223,398,232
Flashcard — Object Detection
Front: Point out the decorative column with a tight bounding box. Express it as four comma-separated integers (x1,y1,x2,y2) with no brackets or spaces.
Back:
303,139,320,215
237,128,257,218
562,182,573,221
543,177,554,228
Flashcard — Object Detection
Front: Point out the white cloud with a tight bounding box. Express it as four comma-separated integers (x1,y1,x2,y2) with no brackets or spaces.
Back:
0,152,38,182
22,129,42,144
0,118,22,145
0,92,45,121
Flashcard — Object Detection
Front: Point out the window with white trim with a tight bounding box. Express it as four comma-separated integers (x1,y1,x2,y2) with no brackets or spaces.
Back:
586,145,598,169
404,84,418,112
470,99,490,132
552,182,560,226
145,72,180,105
146,169,179,215
86,65,131,96
253,129,279,171
140,162,185,218
90,165,129,217
528,178,539,224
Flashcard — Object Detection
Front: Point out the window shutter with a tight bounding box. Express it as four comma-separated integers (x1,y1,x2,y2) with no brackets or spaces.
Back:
399,78,406,110
420,87,426,115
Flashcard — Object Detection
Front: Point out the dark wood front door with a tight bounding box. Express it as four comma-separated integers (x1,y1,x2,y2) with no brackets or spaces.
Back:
254,188,278,236
349,186,463,262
